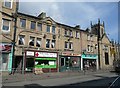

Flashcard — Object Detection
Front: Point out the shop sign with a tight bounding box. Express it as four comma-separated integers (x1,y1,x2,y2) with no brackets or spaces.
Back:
26,51,34,56
82,54,98,59
0,44,12,52
35,52,57,57
62,52,81,56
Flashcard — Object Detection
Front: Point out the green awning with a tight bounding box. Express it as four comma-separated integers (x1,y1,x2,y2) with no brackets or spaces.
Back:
35,65,56,68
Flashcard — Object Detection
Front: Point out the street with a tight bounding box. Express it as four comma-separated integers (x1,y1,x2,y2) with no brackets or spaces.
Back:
2,72,119,88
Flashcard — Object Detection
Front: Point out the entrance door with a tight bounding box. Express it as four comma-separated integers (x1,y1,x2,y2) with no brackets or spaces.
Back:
26,58,34,72
60,57,66,72
105,52,109,65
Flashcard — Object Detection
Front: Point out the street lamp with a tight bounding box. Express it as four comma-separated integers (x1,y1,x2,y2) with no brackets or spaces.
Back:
11,2,19,74
97,19,101,70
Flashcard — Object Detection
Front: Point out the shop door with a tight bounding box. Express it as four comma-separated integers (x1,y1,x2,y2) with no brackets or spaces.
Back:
60,57,66,72
26,58,34,72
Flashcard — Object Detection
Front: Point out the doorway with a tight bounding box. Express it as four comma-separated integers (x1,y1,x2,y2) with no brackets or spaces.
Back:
26,58,34,72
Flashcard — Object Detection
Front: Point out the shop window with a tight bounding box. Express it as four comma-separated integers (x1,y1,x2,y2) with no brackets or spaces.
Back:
69,42,73,50
18,35,25,45
46,25,50,33
51,40,56,48
20,18,26,28
2,53,9,71
35,58,56,68
46,39,50,48
31,21,36,30
52,26,55,34
36,38,41,47
105,52,109,65
37,23,42,31
29,36,35,46
2,19,10,32
4,0,12,9
76,31,79,38
71,57,80,67
65,41,69,49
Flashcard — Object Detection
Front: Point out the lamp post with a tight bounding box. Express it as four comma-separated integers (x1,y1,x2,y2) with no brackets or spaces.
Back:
11,2,19,74
11,13,17,74
97,19,101,70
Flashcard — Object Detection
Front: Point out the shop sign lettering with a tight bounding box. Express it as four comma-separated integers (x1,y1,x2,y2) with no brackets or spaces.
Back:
26,51,34,56
35,52,57,57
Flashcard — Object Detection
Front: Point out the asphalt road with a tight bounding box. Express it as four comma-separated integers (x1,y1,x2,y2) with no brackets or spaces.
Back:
2,76,118,88
2,73,119,88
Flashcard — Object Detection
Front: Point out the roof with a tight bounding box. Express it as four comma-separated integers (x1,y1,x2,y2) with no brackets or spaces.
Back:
17,12,42,20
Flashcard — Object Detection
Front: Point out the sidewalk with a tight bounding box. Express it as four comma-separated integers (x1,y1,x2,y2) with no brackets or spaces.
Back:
2,69,116,84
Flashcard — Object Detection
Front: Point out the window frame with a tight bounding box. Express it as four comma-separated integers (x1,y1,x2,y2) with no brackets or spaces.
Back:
65,41,69,49
2,19,10,33
37,23,42,31
46,39,50,48
30,21,36,30
20,18,26,28
29,36,35,46
18,35,25,45
87,45,91,52
52,26,56,34
46,25,50,33
76,31,79,38
69,30,73,37
69,42,73,50
36,38,41,47
4,0,13,9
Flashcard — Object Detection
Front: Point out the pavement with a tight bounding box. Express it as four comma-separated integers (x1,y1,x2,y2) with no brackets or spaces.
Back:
2,69,118,84
2,70,119,87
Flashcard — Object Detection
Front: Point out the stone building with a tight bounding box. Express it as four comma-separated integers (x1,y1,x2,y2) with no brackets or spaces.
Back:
1,0,18,72
0,0,115,74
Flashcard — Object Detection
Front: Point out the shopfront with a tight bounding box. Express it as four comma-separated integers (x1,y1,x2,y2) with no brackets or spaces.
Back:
59,52,81,72
0,43,12,72
81,54,98,70
24,50,58,74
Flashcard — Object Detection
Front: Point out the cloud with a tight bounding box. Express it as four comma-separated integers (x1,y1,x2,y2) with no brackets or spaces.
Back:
19,1,118,41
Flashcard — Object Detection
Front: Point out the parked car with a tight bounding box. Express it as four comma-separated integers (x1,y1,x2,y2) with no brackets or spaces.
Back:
113,60,120,73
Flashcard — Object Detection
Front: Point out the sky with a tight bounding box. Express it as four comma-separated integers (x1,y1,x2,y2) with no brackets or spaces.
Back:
19,0,119,42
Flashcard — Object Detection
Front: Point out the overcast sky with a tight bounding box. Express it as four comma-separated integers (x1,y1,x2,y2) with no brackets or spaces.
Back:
19,0,119,42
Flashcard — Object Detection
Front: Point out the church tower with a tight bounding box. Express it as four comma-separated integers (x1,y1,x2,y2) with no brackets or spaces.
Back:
91,19,105,39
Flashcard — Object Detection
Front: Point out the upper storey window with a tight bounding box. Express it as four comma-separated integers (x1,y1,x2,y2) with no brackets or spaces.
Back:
52,26,55,34
76,31,80,38
20,19,26,28
31,21,36,30
4,0,12,9
2,19,10,33
37,23,42,31
46,25,50,33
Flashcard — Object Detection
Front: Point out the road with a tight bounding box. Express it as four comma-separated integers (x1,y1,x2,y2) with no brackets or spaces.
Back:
2,72,119,88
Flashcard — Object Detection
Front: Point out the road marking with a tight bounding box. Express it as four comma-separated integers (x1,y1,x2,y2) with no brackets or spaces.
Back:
108,75,120,88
